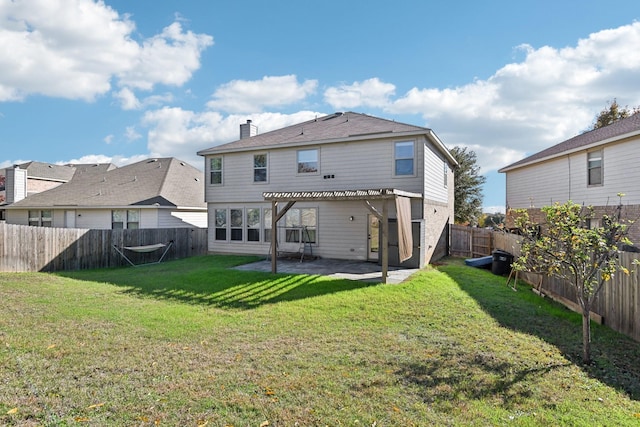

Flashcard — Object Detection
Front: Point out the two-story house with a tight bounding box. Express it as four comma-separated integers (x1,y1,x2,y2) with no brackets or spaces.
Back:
0,161,93,220
5,158,207,229
197,112,457,273
499,113,640,243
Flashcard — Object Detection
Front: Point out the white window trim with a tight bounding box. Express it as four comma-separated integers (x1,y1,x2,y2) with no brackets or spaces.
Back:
210,156,223,186
393,140,417,178
296,148,320,175
587,150,603,187
253,153,269,184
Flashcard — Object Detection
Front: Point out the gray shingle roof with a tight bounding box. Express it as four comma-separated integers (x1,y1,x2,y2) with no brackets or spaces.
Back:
17,161,77,182
499,113,640,172
8,158,205,209
197,112,454,163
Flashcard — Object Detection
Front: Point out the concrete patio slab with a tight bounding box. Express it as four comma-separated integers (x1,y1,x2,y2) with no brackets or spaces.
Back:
233,257,419,284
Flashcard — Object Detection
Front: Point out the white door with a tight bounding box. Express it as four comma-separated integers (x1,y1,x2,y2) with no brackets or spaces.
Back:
367,215,379,261
65,210,76,228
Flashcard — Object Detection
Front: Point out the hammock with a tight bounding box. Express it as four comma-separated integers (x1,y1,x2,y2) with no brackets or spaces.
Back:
113,241,173,267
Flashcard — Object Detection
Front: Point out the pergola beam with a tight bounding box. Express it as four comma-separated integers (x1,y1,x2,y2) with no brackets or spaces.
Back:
264,188,422,283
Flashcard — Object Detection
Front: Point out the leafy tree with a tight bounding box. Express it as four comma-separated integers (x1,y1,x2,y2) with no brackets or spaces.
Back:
450,146,486,225
512,198,633,364
479,212,505,229
592,99,640,130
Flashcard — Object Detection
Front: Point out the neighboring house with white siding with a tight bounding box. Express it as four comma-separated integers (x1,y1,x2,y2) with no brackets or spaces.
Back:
499,113,640,244
5,158,206,229
197,112,457,269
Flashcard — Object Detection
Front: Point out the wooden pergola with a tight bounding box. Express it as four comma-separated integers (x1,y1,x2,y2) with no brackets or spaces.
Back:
263,188,422,283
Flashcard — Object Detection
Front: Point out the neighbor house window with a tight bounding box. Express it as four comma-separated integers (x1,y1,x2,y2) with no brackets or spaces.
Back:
586,217,601,229
247,208,261,241
394,141,415,176
28,210,52,227
253,154,268,182
297,149,318,173
230,208,243,241
215,209,227,240
588,150,603,186
210,156,223,185
285,208,317,243
112,209,139,229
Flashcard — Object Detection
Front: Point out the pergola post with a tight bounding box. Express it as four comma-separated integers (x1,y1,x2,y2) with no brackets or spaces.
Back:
271,200,278,274
381,200,389,283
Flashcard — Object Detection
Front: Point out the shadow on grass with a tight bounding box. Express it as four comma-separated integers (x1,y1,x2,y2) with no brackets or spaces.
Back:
56,255,378,310
437,258,640,401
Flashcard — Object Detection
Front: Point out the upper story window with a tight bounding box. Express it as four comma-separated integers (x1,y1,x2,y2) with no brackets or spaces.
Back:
29,209,52,227
254,154,268,182
112,209,139,229
297,149,318,174
394,141,415,176
210,156,223,185
587,150,603,186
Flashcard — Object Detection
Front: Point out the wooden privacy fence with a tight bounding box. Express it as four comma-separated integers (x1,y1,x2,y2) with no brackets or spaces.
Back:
450,224,640,342
450,224,493,257
0,223,208,272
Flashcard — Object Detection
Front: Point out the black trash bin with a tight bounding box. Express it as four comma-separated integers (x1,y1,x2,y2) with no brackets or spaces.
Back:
491,250,513,276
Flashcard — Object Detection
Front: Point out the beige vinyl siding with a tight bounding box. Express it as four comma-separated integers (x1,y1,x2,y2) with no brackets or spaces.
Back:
505,156,570,209
570,140,640,205
423,144,448,203
506,138,640,209
75,210,112,229
158,210,207,228
204,137,426,203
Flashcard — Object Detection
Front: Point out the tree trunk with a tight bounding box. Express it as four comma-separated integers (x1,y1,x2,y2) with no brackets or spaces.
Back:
582,306,591,364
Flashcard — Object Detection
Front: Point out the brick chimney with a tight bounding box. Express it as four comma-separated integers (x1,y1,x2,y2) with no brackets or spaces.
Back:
240,119,258,139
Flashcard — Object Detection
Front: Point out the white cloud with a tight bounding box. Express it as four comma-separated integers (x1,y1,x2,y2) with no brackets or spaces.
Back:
117,22,213,90
206,75,318,113
142,108,322,167
0,0,212,102
382,22,640,173
114,87,174,110
62,154,149,167
125,126,142,141
114,88,141,110
103,134,114,144
324,78,396,109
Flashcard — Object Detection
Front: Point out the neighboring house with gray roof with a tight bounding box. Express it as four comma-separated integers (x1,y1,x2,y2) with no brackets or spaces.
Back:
197,112,458,268
499,113,640,242
5,158,206,229
1,161,99,221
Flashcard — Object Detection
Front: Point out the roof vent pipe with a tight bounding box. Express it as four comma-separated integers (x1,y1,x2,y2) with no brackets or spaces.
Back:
240,119,258,139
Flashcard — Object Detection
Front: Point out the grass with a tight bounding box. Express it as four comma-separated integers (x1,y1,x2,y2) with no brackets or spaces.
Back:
1,255,639,426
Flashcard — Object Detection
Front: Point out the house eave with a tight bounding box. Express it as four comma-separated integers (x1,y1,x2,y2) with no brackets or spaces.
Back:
499,128,640,173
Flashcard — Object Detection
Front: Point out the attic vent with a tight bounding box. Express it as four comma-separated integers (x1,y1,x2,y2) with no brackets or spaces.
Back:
322,112,343,121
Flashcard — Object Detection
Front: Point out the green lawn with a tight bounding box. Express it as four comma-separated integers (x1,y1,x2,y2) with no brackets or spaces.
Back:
1,255,639,426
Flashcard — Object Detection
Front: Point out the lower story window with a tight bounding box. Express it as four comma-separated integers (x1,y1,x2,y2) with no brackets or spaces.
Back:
285,208,317,243
213,207,275,243
230,209,243,241
112,209,140,229
29,210,52,227
215,209,227,240
247,208,261,242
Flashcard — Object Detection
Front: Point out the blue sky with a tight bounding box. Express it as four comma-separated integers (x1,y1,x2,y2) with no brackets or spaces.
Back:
1,0,640,213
